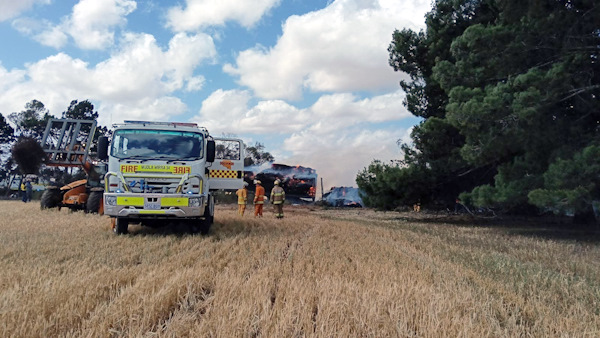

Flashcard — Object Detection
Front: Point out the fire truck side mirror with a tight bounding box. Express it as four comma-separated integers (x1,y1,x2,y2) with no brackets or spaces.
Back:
98,136,109,160
206,140,216,163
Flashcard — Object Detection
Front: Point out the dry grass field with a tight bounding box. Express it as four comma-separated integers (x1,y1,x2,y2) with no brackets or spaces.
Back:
1,201,600,337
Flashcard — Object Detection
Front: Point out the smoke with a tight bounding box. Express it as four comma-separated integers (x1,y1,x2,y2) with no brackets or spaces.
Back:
244,162,318,201
11,137,47,174
323,187,364,207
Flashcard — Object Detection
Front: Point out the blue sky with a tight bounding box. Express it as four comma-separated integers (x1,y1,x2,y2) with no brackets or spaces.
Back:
0,0,430,189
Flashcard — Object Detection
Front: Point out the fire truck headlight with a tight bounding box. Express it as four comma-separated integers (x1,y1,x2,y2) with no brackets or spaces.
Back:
105,196,117,206
188,197,201,207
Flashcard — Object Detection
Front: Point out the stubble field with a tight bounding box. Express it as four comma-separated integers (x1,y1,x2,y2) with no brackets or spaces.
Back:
1,201,600,337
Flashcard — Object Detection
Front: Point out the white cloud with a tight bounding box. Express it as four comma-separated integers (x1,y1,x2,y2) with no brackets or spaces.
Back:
166,0,281,31
308,90,409,133
12,0,137,50
193,88,409,135
100,97,188,125
280,127,406,189
185,76,206,92
194,89,252,133
11,17,68,49
190,86,413,189
0,0,50,22
65,0,137,50
224,0,428,100
0,32,216,126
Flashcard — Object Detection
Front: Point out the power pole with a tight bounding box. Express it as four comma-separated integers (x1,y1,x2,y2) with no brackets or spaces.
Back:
320,177,324,201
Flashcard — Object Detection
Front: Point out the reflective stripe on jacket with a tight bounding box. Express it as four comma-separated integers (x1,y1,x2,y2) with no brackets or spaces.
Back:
254,185,265,204
236,188,247,204
270,186,285,204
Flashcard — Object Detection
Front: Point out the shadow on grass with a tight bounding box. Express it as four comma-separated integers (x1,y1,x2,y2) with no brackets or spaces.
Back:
123,217,284,241
393,212,600,243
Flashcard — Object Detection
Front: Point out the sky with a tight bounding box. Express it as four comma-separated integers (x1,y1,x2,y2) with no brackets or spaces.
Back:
0,0,431,190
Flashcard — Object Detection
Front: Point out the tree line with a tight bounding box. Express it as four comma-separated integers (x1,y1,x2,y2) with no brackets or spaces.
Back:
0,99,107,187
0,99,275,189
357,0,599,222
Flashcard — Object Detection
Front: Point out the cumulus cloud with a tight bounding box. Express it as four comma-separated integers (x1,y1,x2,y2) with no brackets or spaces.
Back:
280,127,406,189
166,0,281,31
193,88,409,135
191,87,411,189
0,0,50,22
65,0,137,50
11,0,136,50
307,90,410,133
0,32,216,126
224,0,428,100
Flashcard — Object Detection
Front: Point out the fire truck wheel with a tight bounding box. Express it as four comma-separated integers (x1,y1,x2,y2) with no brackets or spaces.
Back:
114,218,129,235
40,187,61,210
86,191,103,214
198,206,213,235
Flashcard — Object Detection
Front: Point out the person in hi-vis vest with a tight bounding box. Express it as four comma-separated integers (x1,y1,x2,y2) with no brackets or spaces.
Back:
270,179,285,219
235,181,248,216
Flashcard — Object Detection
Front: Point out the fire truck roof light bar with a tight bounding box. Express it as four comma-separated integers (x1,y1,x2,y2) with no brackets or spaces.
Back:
119,121,199,128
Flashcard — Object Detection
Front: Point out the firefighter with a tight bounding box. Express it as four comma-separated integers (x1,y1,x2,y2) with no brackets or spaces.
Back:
25,180,33,202
270,179,285,219
253,180,265,217
20,180,26,202
236,181,248,216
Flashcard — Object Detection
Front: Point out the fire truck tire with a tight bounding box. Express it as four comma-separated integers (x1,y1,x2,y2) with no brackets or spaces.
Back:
40,187,61,210
198,196,214,235
86,191,103,214
114,218,129,235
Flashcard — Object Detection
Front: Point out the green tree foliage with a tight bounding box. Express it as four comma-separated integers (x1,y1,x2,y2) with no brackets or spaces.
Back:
359,0,498,209
360,0,600,219
0,113,14,146
62,99,99,120
356,160,433,209
8,100,52,140
60,99,108,154
244,142,274,167
0,113,15,181
528,145,600,223
438,1,599,216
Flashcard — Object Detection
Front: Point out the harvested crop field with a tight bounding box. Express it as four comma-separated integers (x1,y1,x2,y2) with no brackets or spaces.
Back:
1,201,600,337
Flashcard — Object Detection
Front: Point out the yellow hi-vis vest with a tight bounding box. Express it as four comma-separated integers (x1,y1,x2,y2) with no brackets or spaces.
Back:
236,188,247,204
270,186,285,204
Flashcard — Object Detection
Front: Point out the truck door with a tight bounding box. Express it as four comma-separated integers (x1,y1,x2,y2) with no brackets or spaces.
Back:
209,138,245,190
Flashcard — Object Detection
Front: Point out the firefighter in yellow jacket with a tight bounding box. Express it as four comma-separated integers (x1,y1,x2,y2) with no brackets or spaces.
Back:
270,179,285,219
235,181,248,216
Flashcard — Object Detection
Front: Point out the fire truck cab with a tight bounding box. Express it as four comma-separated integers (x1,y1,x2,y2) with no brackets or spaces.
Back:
99,121,244,234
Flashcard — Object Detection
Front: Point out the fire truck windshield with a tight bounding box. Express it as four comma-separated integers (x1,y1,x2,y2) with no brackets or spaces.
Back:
111,129,204,160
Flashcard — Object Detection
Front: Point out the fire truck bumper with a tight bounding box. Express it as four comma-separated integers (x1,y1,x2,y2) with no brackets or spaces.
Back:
103,193,205,218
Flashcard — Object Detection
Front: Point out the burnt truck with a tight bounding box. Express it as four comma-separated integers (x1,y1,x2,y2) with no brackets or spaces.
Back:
98,121,244,234
246,163,317,203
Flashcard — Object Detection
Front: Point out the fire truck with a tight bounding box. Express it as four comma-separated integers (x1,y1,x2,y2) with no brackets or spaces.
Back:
98,121,244,234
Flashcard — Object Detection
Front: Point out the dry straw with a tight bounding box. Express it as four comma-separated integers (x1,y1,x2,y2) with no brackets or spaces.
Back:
0,201,599,336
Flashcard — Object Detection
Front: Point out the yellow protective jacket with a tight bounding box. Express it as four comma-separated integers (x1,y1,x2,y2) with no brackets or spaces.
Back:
236,188,247,204
270,186,285,204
